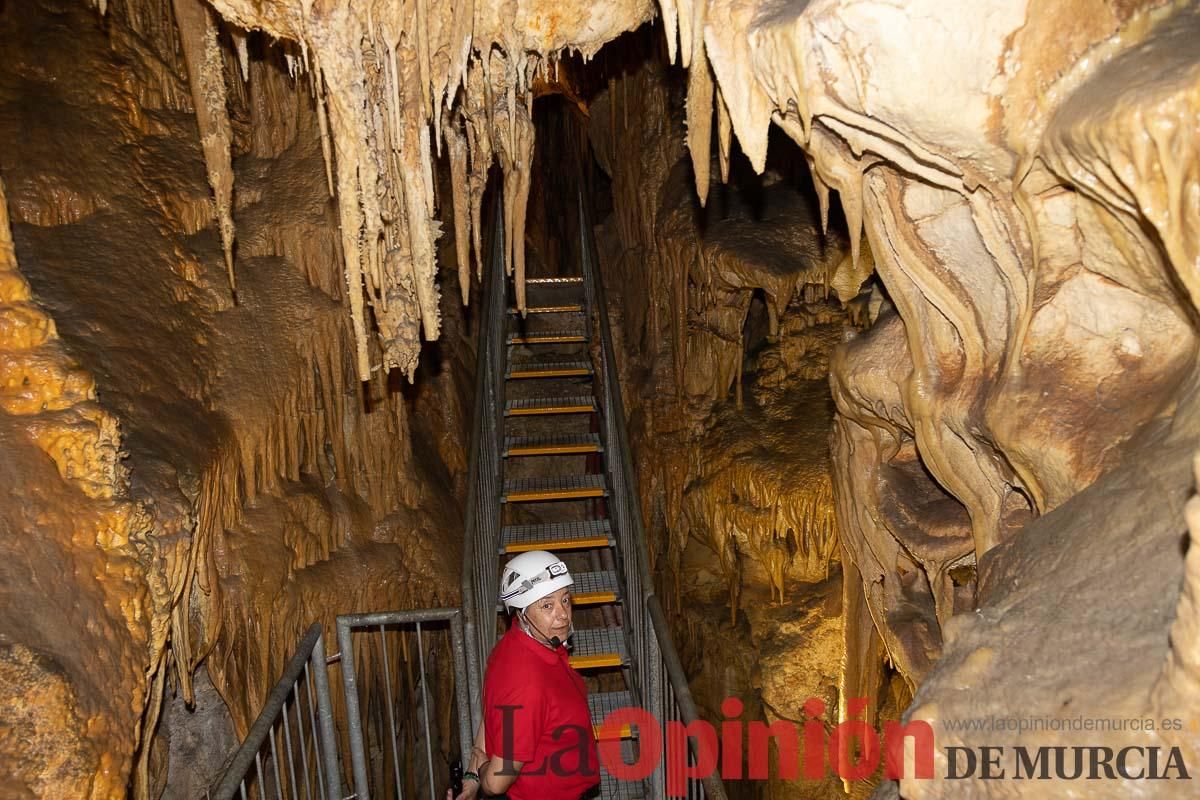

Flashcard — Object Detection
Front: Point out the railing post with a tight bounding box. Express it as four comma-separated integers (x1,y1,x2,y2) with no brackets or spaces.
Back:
337,617,371,800
310,634,344,800
449,611,476,774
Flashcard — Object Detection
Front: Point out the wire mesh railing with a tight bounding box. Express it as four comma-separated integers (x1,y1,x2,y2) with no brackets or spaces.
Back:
335,609,474,800
207,624,341,800
460,182,507,739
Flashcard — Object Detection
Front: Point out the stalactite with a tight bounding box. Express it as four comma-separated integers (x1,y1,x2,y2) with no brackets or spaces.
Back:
685,0,712,205
444,116,472,305
172,0,237,293
716,85,732,184
231,27,249,81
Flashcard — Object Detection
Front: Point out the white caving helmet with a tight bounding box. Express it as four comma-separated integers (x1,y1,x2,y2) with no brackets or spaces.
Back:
498,550,574,612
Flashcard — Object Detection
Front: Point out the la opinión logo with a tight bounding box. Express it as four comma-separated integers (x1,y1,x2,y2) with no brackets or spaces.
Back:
494,696,933,794
495,698,1193,793
595,697,932,793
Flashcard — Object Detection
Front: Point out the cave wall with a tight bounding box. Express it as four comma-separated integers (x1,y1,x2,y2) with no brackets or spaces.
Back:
585,2,1200,796
0,1,472,795
584,51,878,797
684,0,1200,795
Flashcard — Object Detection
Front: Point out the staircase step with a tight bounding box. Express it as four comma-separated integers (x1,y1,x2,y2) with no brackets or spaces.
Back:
591,691,635,740
507,328,587,345
506,358,593,380
573,570,620,605
569,627,627,670
504,433,602,457
508,304,584,315
502,474,607,503
525,276,584,285
504,396,595,416
500,520,614,554
600,744,648,799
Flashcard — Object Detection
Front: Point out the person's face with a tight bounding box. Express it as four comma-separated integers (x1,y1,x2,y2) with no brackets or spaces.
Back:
524,586,572,642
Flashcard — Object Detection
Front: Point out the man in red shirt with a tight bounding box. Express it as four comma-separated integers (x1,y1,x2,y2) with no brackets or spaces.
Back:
455,551,600,799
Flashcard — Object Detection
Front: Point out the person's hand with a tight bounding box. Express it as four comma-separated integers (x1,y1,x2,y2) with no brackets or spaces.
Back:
446,776,481,800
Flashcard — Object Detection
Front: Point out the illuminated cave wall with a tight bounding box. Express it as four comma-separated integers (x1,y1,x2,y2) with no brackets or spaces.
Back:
0,1,470,796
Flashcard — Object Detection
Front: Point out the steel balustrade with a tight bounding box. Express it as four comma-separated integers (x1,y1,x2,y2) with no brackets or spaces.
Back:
207,624,341,800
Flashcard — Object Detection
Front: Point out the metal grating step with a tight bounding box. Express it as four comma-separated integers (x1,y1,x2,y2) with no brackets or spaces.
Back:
505,395,596,416
600,742,648,800
506,358,593,380
573,570,620,605
502,474,607,503
500,520,614,554
591,690,635,740
507,328,587,345
569,627,627,669
504,433,602,457
508,304,584,315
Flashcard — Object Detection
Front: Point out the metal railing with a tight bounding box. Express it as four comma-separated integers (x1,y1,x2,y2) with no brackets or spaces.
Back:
578,190,727,800
207,624,342,800
460,185,507,739
336,609,474,800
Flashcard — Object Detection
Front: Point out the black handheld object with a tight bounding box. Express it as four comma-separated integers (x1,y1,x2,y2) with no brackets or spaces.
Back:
450,759,464,796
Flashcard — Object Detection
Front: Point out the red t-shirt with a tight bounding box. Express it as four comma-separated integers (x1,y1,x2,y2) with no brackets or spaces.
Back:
483,625,599,799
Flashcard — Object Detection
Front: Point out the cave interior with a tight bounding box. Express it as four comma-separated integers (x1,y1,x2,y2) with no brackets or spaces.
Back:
1,0,1199,798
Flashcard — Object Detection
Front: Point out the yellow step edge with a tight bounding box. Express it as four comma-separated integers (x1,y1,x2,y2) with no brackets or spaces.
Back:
593,723,634,741
513,304,583,314
572,591,619,605
507,404,593,416
509,335,587,344
508,368,591,379
570,653,623,670
507,443,600,457
506,487,604,502
504,536,611,554
526,277,583,284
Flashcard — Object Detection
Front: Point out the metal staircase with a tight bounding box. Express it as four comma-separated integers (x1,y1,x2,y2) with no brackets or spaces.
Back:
461,189,727,799
208,187,728,800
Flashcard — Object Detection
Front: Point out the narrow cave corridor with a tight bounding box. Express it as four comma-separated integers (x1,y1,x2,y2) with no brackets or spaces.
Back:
1,1,1199,799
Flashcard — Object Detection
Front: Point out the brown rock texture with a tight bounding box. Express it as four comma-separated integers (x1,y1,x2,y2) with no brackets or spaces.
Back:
1,0,470,795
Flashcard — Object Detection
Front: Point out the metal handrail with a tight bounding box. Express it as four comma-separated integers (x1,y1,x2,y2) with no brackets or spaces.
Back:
578,190,728,800
208,624,342,800
461,184,506,732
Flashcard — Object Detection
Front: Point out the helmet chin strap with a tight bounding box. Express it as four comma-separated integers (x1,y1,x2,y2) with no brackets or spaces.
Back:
519,611,572,650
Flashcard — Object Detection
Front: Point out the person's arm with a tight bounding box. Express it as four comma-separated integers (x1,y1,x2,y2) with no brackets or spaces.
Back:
450,723,489,800
478,752,523,796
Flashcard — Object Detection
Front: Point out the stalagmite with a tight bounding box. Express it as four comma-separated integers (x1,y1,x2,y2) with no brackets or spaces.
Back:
172,0,237,293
